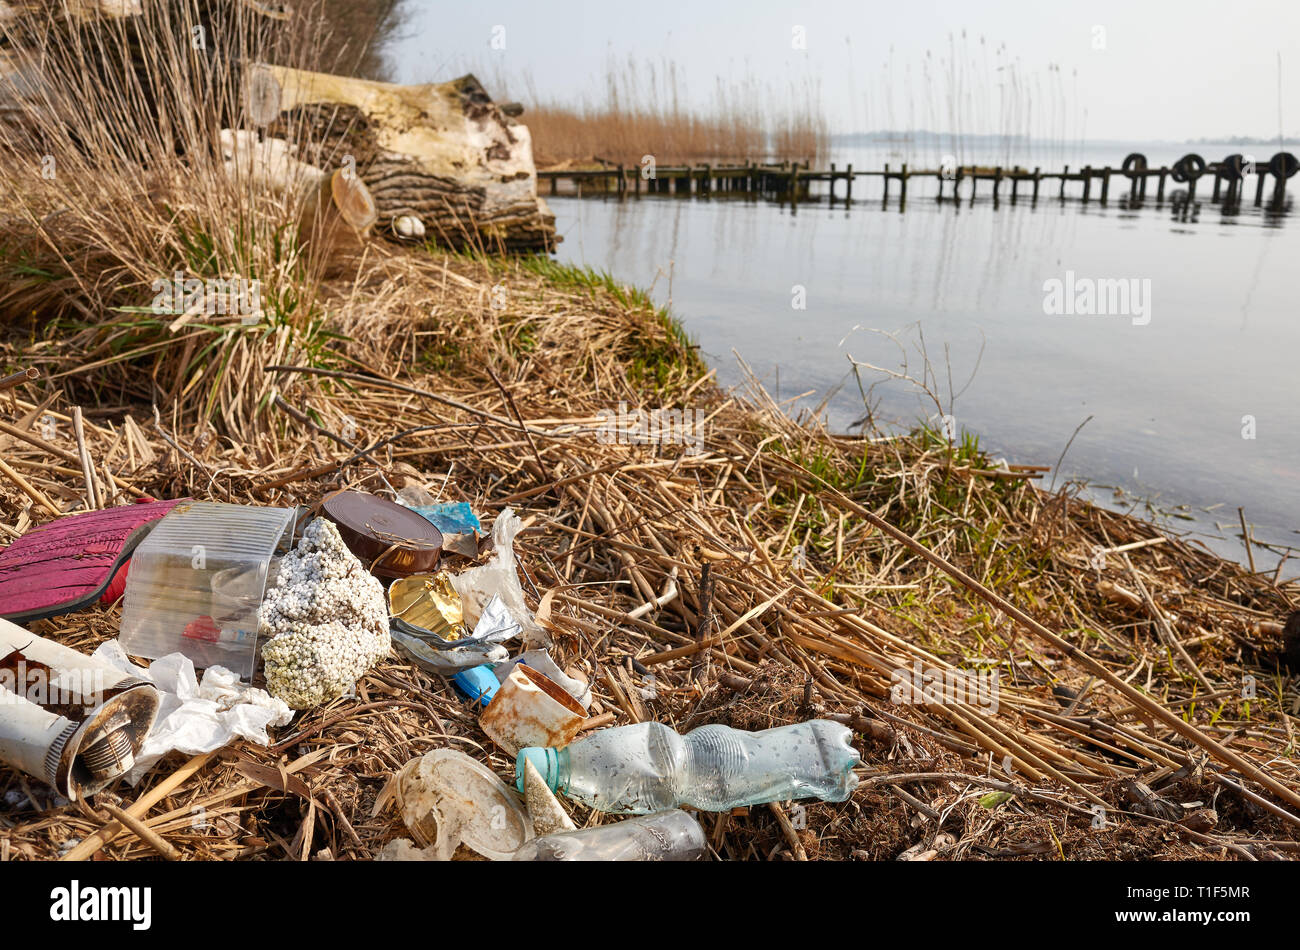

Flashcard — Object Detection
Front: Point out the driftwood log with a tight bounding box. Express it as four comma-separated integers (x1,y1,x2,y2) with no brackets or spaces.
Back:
260,66,557,251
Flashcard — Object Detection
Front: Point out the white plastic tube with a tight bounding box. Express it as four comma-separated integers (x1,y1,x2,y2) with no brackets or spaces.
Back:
0,617,160,798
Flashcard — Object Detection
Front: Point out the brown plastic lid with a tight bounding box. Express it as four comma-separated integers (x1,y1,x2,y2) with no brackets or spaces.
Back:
321,490,442,578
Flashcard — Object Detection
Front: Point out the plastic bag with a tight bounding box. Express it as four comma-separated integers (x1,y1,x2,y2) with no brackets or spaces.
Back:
395,485,481,557
450,508,544,645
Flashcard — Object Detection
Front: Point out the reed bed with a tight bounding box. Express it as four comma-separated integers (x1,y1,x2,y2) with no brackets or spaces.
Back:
480,59,830,168
1,244,1298,861
0,0,374,446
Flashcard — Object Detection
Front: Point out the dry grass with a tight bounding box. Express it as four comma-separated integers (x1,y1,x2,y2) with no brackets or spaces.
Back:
1,244,1298,861
0,1,372,444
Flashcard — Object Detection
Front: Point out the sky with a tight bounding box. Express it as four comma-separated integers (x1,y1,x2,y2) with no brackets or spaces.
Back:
382,0,1300,143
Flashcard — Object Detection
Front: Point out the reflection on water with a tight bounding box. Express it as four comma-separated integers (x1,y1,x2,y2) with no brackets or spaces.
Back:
550,160,1298,574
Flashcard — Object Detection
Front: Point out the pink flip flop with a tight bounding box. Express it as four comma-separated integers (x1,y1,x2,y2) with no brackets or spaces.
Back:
0,498,187,623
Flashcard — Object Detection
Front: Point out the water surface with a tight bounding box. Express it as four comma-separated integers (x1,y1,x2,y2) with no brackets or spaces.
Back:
550,148,1299,574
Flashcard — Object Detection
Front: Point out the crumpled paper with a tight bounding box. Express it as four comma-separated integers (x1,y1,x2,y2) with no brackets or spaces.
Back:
92,641,293,783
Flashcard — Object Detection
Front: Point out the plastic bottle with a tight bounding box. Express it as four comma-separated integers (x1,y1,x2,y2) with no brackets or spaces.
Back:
516,719,860,814
511,810,707,861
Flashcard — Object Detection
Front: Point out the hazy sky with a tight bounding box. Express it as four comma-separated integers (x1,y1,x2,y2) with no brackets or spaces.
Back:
383,0,1299,142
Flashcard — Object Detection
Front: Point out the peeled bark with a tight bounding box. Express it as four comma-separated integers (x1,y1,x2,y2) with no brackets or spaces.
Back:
260,66,557,251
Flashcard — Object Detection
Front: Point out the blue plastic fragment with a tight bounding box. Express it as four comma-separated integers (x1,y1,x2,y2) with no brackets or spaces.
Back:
409,502,481,536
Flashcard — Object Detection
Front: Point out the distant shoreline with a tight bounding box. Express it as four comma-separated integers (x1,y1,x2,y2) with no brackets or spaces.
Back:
834,131,1297,147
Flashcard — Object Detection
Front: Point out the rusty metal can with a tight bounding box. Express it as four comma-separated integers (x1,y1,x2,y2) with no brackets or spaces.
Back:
321,490,442,578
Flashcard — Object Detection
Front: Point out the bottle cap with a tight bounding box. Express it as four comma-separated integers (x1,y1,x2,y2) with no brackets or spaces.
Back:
516,746,559,793
452,664,500,707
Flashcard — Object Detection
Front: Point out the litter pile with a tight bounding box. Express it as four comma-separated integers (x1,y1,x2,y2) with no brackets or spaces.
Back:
0,469,863,860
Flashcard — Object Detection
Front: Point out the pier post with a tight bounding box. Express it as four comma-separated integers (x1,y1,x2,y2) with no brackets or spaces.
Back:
1032,167,1041,203
1082,166,1092,202
1157,167,1167,202
846,164,853,203
1255,169,1266,206
1060,165,1069,200
1100,166,1110,203
1212,168,1222,202
1010,168,1019,202
883,163,890,204
899,163,908,209
969,167,977,206
993,166,1002,202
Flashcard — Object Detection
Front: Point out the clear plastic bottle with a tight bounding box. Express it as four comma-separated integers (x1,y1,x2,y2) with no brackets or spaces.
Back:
511,810,707,861
516,719,860,814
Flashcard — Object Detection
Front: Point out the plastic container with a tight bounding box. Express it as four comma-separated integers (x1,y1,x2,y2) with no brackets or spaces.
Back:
118,502,296,679
511,810,706,861
517,719,860,814
479,664,587,755
394,749,532,860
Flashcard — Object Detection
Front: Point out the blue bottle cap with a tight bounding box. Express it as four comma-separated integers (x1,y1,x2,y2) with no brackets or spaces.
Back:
516,746,560,794
452,664,500,708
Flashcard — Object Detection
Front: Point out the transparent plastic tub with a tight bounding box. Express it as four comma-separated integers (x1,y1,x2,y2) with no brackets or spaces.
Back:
118,502,297,679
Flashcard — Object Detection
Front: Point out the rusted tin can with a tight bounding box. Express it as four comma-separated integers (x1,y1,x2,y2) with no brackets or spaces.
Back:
321,490,442,578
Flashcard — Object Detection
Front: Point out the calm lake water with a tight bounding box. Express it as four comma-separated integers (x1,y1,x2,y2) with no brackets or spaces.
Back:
549,143,1300,574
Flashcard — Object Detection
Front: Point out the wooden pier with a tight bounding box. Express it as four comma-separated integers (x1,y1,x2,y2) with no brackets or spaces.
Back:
537,150,1298,211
